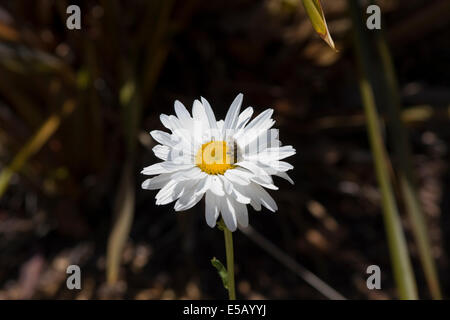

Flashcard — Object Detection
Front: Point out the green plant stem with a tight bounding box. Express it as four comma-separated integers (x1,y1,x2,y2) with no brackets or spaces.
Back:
348,0,418,299
223,226,236,300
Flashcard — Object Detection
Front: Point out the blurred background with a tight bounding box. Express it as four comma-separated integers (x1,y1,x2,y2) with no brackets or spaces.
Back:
0,0,449,299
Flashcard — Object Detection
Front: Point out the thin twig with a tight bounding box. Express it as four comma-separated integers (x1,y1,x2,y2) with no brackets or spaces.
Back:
239,225,346,300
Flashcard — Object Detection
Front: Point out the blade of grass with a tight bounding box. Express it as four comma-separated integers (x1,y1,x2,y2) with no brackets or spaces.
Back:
0,100,76,198
105,74,141,284
348,0,418,299
106,0,175,284
105,71,140,285
106,159,135,284
374,21,442,299
301,0,336,50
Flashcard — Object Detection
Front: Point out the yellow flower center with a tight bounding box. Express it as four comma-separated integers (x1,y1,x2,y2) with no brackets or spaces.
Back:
195,140,236,175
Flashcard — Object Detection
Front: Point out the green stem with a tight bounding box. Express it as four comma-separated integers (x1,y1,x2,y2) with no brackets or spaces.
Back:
223,226,236,300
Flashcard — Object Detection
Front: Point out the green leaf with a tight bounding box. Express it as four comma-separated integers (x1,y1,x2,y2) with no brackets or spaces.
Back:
211,257,229,290
301,0,336,50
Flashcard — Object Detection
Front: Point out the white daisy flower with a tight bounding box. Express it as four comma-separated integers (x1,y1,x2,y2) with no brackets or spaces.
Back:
141,93,295,232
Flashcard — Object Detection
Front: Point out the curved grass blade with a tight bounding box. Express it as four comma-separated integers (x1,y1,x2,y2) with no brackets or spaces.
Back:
301,0,336,50
0,100,76,198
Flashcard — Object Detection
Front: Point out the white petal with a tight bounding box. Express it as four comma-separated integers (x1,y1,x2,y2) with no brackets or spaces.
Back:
246,129,279,157
174,187,203,211
254,163,275,176
219,175,233,194
223,93,243,133
174,100,192,125
269,146,296,159
250,176,278,190
171,166,205,180
217,120,224,132
243,108,273,132
237,106,254,129
219,174,252,204
160,161,194,171
160,114,172,130
195,175,212,196
155,180,179,205
210,175,225,196
220,196,237,232
250,183,278,212
171,151,194,165
168,116,193,146
141,163,168,175
231,185,251,204
250,199,262,211
240,129,278,155
192,99,207,122
234,201,249,228
235,161,272,184
250,146,296,161
152,145,170,160
174,180,203,211
167,115,182,131
171,179,193,200
268,161,294,172
205,191,220,228
191,100,210,142
141,173,172,190
275,171,294,184
201,97,218,130
224,168,251,185
150,130,174,147
232,183,261,211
